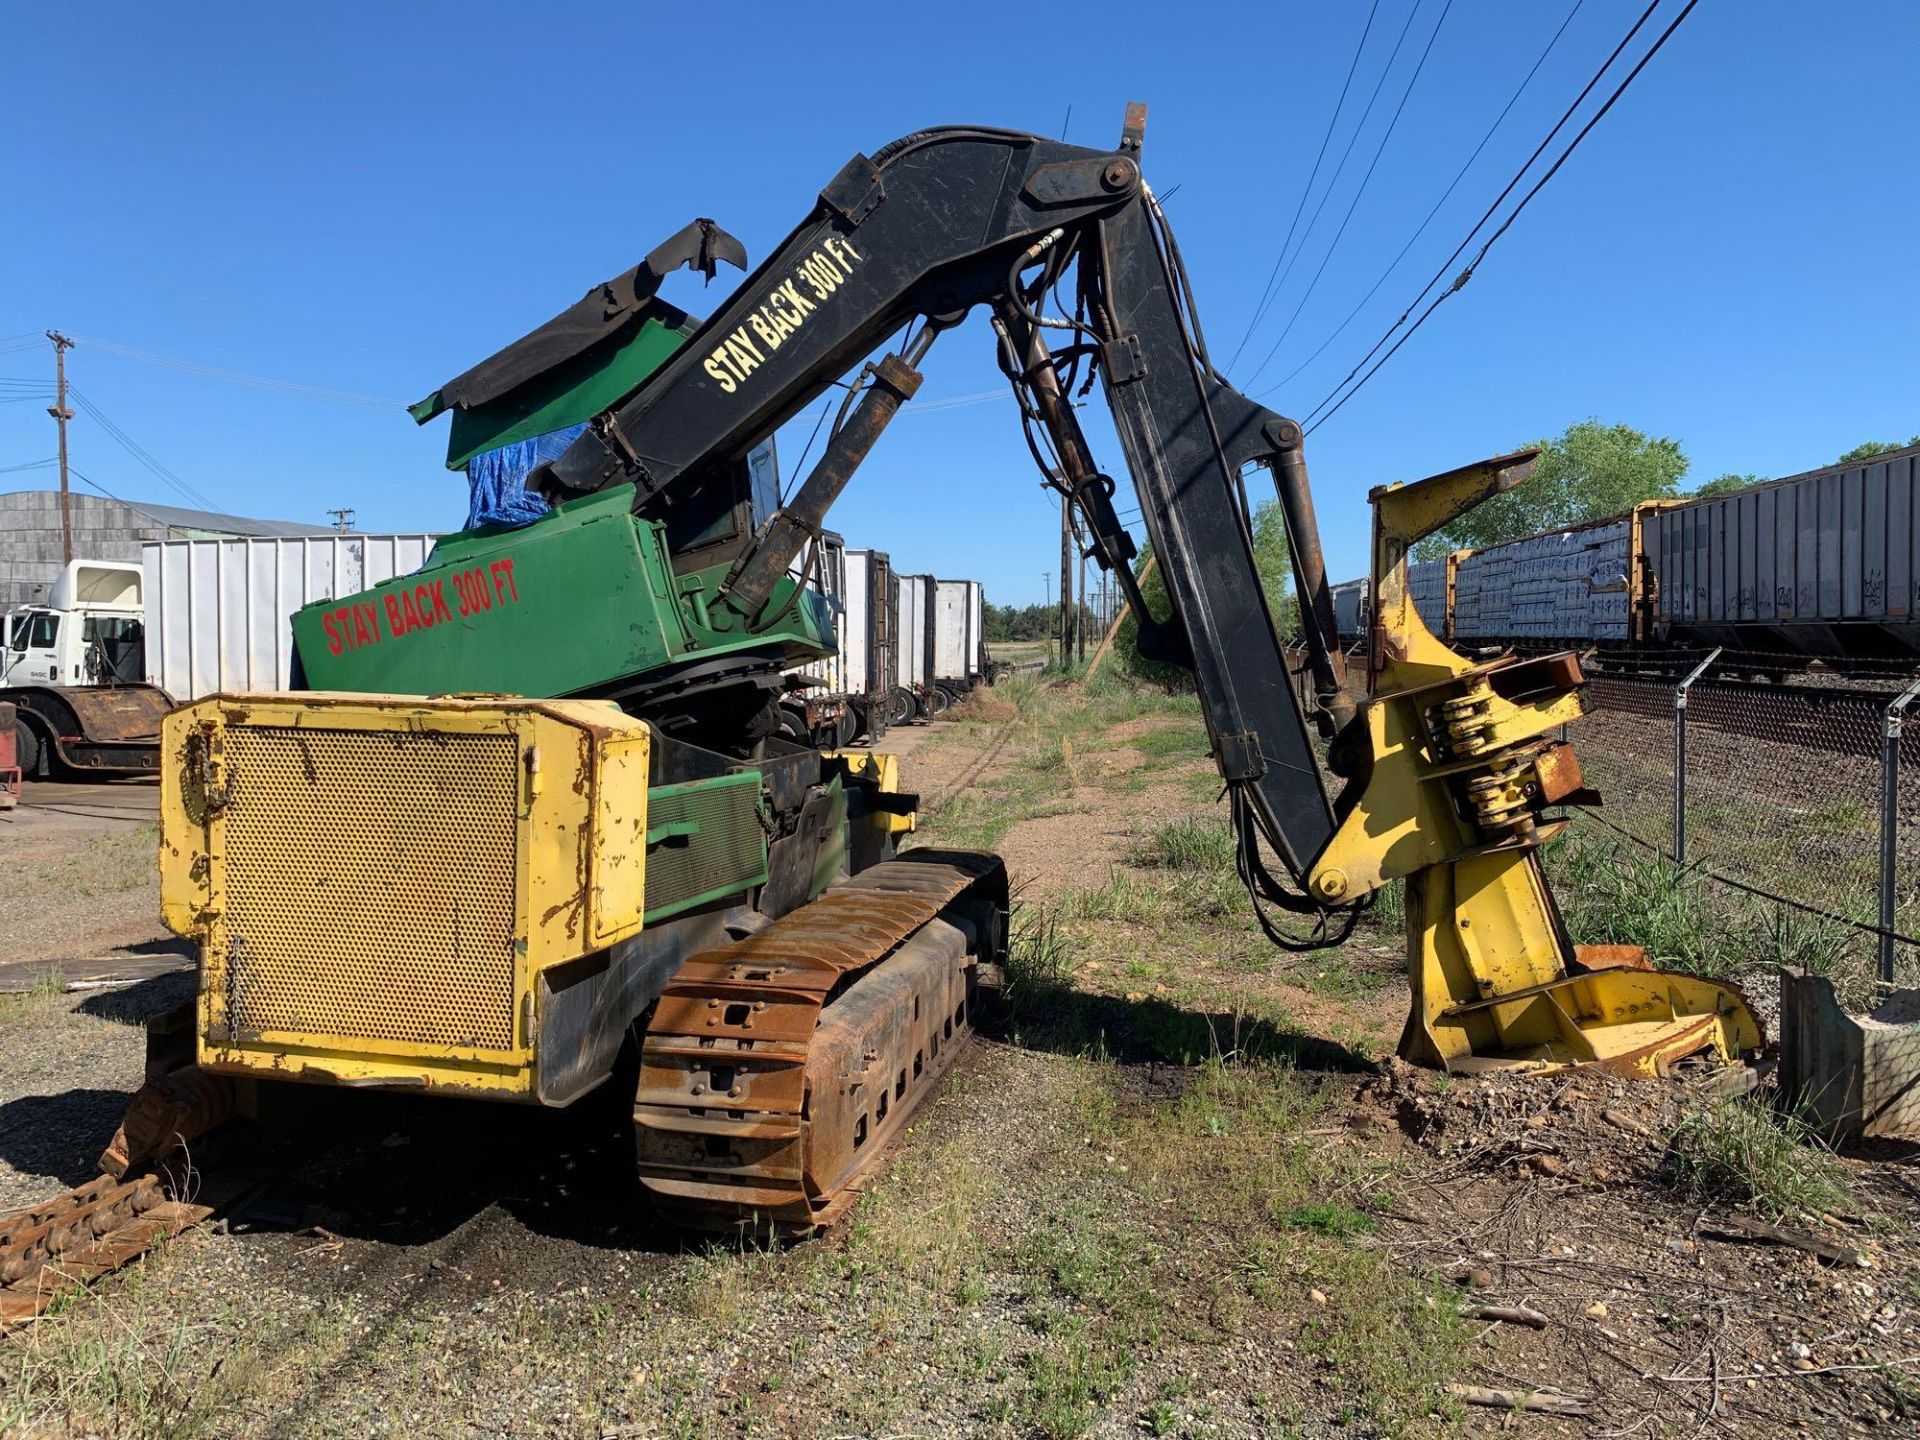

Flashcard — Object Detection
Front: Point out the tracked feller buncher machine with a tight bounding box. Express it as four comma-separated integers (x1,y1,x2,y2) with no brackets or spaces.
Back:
1,106,1761,1327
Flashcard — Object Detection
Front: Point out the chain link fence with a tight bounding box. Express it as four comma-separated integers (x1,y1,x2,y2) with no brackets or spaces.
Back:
1287,641,1920,1001
1573,654,1920,998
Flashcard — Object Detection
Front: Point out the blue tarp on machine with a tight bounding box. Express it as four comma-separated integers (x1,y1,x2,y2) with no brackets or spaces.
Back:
463,424,586,531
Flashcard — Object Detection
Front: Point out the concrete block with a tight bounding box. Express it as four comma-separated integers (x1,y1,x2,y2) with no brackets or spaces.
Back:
1777,968,1920,1144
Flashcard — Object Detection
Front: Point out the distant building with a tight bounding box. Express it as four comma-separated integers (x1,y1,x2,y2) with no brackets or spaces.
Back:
0,490,336,608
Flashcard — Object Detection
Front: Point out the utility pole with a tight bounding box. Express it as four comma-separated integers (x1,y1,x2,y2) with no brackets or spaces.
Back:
47,332,74,564
1077,543,1089,664
327,507,356,533
1041,571,1052,665
1059,493,1074,667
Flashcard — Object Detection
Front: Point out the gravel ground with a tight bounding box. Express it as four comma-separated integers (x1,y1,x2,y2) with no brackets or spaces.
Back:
4,696,1918,1438
0,785,169,967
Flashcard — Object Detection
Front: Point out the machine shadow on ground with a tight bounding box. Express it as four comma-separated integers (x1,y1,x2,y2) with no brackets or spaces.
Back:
974,972,1378,1076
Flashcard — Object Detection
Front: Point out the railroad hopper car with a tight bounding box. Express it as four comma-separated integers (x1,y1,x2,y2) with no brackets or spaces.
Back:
1333,445,1920,666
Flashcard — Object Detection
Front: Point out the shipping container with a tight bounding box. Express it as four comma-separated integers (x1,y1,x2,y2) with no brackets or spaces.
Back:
1645,446,1920,658
143,534,437,700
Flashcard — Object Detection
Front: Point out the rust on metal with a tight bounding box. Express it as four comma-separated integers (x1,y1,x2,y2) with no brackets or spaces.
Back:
635,850,1006,1234
1573,944,1654,972
99,1069,239,1180
1531,741,1589,806
0,1172,212,1333
53,685,172,743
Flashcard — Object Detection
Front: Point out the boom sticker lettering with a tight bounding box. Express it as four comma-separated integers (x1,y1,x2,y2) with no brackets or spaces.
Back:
704,235,863,397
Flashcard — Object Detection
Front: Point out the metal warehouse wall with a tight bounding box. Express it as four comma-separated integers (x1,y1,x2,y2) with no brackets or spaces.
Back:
0,491,167,608
0,490,338,610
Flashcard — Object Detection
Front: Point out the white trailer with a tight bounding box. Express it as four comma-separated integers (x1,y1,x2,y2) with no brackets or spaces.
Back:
142,533,436,700
932,579,976,683
966,581,985,681
843,548,890,699
893,573,935,690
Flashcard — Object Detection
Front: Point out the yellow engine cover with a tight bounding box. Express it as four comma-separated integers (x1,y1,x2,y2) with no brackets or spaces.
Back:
159,693,650,1097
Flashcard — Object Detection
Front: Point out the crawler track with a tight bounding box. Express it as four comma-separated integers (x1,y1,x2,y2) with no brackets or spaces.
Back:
0,1171,211,1333
634,850,1007,1235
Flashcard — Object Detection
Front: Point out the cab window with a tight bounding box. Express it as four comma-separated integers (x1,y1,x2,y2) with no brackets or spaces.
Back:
27,613,58,648
747,439,781,521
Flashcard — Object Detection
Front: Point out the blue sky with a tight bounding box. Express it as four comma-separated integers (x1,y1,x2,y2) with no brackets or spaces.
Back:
3,0,1915,608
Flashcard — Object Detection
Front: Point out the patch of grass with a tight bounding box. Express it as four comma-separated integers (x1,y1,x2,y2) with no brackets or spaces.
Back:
0,1273,361,1439
1011,1198,1163,1440
13,823,160,899
1665,1094,1852,1223
1371,878,1406,933
1019,1320,1137,1440
1129,725,1209,761
1055,870,1176,925
1135,815,1235,872
856,1153,997,1302
1277,1199,1378,1237
1295,1261,1466,1436
1298,954,1398,1005
0,968,64,1024
1548,833,1739,978
1749,903,1862,975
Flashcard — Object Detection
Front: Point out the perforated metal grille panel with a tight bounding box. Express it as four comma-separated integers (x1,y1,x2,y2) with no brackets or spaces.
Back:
219,726,519,1051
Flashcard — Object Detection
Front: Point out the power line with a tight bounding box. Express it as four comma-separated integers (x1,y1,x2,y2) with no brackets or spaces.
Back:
1231,0,1429,376
1242,0,1456,388
0,457,56,475
1224,0,1384,375
1300,0,1665,424
65,385,222,511
1306,0,1700,434
66,465,130,505
902,388,1010,414
1256,0,1584,400
64,334,405,410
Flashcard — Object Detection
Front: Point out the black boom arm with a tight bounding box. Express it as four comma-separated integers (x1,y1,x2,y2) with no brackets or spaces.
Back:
533,107,1359,940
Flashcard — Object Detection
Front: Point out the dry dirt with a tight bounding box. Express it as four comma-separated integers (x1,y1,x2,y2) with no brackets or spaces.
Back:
2,684,1918,1439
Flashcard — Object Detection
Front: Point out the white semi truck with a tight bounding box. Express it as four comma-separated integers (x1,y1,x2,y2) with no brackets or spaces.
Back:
1,559,171,779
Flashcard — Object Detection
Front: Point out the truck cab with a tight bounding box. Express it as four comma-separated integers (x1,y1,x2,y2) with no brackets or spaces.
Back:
1,560,147,688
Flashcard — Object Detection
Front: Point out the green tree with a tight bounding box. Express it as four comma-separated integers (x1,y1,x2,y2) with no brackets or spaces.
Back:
1836,437,1920,464
1692,472,1766,499
1417,419,1687,558
1114,499,1293,689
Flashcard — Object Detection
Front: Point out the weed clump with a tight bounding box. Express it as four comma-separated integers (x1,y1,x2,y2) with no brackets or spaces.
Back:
1548,834,1735,977
1665,1095,1851,1223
